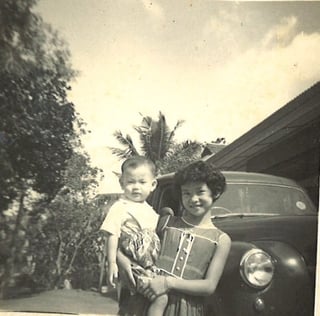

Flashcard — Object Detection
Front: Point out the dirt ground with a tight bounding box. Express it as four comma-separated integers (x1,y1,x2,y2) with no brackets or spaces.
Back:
0,288,118,316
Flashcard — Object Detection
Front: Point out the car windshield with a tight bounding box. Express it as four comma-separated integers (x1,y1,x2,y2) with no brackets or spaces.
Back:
211,183,316,217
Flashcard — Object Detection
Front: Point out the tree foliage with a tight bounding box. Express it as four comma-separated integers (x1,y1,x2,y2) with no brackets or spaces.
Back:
109,111,191,173
111,130,140,159
158,140,203,174
134,112,184,162
27,152,105,289
0,151,106,295
109,112,228,174
0,0,79,212
0,0,94,297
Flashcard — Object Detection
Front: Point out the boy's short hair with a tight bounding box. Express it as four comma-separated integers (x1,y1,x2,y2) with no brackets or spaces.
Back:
174,160,226,201
121,156,157,177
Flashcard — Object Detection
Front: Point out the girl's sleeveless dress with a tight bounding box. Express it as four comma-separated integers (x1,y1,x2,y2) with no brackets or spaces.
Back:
118,215,226,316
156,215,226,316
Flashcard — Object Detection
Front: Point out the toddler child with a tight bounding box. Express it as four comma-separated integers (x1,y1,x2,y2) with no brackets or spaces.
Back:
100,156,162,309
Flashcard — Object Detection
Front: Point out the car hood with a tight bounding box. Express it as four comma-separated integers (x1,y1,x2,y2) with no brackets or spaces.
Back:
214,214,318,268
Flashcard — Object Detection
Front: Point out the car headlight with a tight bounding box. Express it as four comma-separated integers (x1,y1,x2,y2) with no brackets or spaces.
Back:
240,249,274,288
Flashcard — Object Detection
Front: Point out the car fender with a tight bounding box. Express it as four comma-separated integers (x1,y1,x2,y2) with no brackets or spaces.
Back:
207,240,314,316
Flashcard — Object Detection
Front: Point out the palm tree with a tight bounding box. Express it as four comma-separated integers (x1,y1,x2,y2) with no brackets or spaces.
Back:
157,140,203,174
109,130,140,159
109,112,184,168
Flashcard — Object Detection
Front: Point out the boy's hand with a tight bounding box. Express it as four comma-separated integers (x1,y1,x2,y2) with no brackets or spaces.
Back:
107,262,118,288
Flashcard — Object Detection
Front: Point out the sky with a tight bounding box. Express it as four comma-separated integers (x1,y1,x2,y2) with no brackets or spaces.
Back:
35,0,320,193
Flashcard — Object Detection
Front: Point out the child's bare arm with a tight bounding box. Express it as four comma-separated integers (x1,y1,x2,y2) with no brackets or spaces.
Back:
107,234,119,288
141,234,231,299
116,248,136,288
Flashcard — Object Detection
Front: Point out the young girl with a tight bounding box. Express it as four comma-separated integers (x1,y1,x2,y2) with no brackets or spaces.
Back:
117,160,231,316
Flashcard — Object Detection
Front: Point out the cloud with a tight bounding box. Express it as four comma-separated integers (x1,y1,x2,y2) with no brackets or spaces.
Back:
199,5,252,62
140,0,164,20
204,29,320,138
262,16,298,48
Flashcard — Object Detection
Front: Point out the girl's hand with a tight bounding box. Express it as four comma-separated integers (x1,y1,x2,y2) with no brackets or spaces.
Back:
116,249,136,288
139,276,169,301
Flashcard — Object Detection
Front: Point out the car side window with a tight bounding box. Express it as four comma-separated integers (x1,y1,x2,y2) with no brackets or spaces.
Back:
212,184,244,213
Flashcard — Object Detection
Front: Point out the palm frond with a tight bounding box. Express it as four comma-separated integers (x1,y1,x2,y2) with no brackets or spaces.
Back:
168,119,184,143
136,128,153,159
134,115,153,158
150,112,172,160
135,112,185,161
112,130,128,147
108,147,131,159
112,113,185,165
110,130,140,158
156,112,166,159
158,117,184,160
140,115,153,129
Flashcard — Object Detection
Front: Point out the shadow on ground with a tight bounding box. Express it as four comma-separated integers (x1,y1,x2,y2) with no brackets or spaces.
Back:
0,288,118,315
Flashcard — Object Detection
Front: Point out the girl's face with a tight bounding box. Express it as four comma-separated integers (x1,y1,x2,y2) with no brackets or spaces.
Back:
181,181,214,218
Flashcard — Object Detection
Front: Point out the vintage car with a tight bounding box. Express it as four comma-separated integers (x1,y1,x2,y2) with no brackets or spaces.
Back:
148,171,318,316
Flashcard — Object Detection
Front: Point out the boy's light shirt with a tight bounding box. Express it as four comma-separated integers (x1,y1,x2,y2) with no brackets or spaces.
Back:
100,197,159,237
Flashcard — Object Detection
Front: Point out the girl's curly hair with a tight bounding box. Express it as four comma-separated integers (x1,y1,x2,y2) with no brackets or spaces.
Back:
174,161,226,201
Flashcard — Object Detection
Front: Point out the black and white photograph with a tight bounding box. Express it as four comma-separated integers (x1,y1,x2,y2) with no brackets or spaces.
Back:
0,1,319,316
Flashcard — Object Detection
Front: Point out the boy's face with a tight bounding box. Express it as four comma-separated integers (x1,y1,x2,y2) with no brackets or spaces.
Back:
181,182,213,217
120,164,157,203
